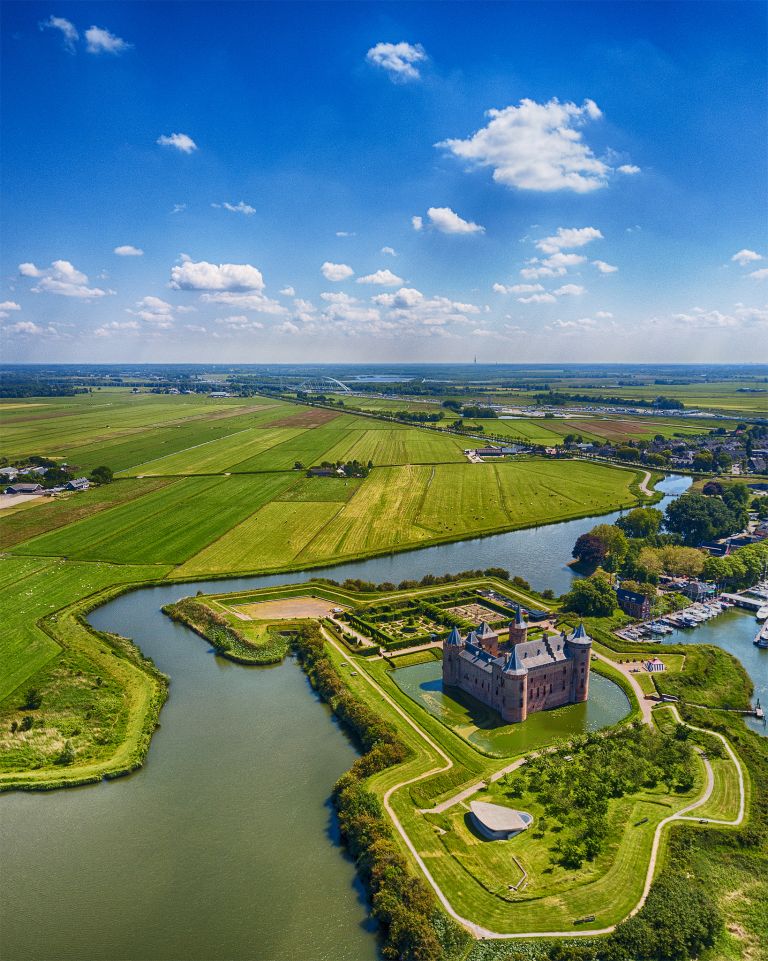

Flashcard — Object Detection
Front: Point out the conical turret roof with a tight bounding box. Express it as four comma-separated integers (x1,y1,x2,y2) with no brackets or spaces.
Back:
571,622,589,641
445,626,464,646
503,645,528,675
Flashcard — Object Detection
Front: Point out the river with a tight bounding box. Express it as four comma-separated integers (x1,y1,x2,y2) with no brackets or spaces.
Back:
2,472,765,961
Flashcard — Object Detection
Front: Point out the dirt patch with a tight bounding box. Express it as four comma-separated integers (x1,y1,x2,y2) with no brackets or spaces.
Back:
0,493,44,510
575,419,654,438
263,408,341,428
229,596,340,620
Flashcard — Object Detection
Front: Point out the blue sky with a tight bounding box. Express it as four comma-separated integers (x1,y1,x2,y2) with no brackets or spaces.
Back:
1,1,766,363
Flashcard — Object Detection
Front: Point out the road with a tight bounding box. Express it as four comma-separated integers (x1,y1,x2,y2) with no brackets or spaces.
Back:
324,628,747,940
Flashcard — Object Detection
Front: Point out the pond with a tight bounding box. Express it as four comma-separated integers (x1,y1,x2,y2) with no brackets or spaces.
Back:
391,661,631,756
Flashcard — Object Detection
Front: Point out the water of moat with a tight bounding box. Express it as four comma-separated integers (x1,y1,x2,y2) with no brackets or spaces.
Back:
3,473,765,961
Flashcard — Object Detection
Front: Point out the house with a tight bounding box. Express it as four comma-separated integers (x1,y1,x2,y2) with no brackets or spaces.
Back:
65,477,90,492
4,483,43,495
209,391,231,398
0,467,18,480
644,657,665,673
616,587,651,619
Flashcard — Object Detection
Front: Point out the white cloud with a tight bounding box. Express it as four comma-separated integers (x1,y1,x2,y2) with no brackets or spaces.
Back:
493,283,543,294
157,133,197,154
85,25,130,54
280,286,295,297
536,227,603,254
381,246,397,256
543,252,587,270
593,260,618,273
520,265,561,280
200,291,287,315
126,296,177,327
40,16,78,52
214,314,264,331
437,98,618,193
667,305,768,330
19,260,111,299
366,41,427,82
423,206,485,235
518,293,556,304
114,244,143,257
412,216,423,231
357,269,403,286
171,203,187,214
94,320,140,337
212,201,256,215
731,249,762,266
321,262,354,281
554,284,586,296
1,320,55,336
750,268,768,281
336,231,356,237
617,164,641,175
170,258,264,291
596,310,614,319
549,317,600,332
0,300,22,318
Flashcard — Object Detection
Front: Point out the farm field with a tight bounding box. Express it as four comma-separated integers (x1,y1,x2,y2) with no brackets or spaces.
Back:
10,473,297,564
178,459,644,575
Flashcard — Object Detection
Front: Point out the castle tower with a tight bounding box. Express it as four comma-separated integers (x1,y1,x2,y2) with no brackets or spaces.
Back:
499,646,528,722
508,606,528,646
564,622,592,703
442,626,465,687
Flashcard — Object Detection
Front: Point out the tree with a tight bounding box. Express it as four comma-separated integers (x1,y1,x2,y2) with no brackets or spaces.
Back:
589,524,628,571
692,450,714,472
561,574,616,616
90,465,113,485
572,534,607,567
665,493,740,546
293,461,305,470
616,507,663,539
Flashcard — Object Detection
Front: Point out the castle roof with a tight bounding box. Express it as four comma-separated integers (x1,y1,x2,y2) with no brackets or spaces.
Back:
570,622,590,642
476,621,497,639
503,645,527,675
445,626,463,647
514,606,527,628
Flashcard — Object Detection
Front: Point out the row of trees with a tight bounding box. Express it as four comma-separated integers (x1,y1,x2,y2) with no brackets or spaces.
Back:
292,623,467,961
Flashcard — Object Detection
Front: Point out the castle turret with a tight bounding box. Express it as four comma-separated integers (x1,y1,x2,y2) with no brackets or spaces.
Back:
508,605,528,646
499,645,528,722
442,626,465,687
565,622,592,703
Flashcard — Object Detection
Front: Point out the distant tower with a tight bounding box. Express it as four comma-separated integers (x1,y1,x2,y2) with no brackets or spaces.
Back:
564,622,592,703
508,606,528,646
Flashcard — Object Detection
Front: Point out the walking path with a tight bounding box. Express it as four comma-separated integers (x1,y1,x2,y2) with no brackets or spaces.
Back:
592,649,656,725
324,628,747,940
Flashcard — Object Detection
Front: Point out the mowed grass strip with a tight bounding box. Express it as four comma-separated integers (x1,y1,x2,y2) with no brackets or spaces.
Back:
228,423,351,472
11,474,297,565
0,477,177,550
120,425,304,476
320,428,467,465
178,500,345,575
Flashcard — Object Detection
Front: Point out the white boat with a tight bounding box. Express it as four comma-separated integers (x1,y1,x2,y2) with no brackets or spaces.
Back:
755,623,768,648
755,604,768,621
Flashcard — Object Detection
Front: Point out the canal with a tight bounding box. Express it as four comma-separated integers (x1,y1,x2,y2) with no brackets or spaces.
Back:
1,473,764,961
